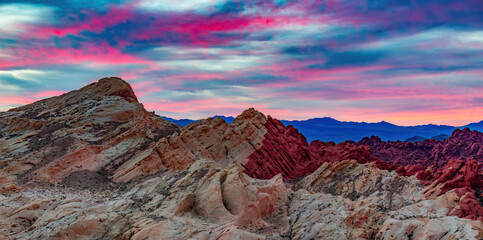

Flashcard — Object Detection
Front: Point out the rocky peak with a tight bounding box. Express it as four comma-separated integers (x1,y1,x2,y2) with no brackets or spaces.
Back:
0,77,179,183
79,77,138,103
232,107,267,125
451,127,481,139
359,135,383,145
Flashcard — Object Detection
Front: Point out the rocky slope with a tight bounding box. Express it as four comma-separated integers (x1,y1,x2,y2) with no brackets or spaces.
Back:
0,77,179,185
357,128,483,168
0,77,482,239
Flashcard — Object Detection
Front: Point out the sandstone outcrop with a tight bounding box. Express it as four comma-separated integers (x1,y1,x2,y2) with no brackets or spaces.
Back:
356,129,483,221
0,77,179,185
0,77,481,239
0,160,291,239
243,118,378,180
291,160,483,239
112,108,268,182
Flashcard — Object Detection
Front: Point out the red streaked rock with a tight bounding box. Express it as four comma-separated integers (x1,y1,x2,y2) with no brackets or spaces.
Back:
243,117,311,179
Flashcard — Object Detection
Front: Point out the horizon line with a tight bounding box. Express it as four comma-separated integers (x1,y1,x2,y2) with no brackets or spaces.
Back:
159,112,482,128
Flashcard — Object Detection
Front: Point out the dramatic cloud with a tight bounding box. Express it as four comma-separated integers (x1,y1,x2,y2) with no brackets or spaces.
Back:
0,0,482,125
0,3,54,35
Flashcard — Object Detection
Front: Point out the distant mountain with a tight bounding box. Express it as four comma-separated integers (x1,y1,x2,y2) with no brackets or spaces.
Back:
405,136,426,142
212,115,234,123
281,118,483,143
164,115,483,143
163,115,233,126
399,134,450,143
162,116,197,126
431,134,450,141
464,120,483,130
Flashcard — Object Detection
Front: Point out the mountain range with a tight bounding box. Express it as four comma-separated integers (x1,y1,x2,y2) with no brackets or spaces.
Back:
163,116,483,143
0,77,482,239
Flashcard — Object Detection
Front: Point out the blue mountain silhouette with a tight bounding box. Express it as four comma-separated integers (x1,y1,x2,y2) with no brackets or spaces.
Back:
163,116,483,143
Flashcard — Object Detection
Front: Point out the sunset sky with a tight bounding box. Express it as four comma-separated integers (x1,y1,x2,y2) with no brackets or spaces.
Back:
0,0,482,126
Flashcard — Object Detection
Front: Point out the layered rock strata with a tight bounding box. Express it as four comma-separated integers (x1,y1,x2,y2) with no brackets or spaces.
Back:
0,77,481,239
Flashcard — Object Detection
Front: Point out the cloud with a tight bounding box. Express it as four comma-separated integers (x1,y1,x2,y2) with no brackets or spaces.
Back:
0,69,51,83
135,0,227,13
0,4,54,35
161,55,266,71
0,0,482,126
309,51,387,68
0,80,21,92
30,90,66,98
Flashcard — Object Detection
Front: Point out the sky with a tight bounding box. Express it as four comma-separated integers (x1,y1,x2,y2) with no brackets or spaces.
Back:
0,0,482,126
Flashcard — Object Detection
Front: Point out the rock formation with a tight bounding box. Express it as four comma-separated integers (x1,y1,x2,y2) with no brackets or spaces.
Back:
0,77,179,185
357,128,483,168
0,77,482,239
292,160,483,239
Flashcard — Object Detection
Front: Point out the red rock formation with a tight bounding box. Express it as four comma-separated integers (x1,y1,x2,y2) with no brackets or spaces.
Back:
451,187,483,221
418,159,483,221
353,129,483,220
357,136,436,167
243,118,378,179
243,117,312,179
308,140,377,163
357,128,483,168
433,159,479,193
432,128,483,167
240,115,483,221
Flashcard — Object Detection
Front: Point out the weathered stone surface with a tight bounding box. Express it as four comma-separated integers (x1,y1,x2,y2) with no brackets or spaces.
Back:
0,77,482,239
290,161,483,240
112,107,268,182
79,77,139,103
244,117,312,179
0,77,179,185
0,160,290,239
243,118,378,180
0,176,19,194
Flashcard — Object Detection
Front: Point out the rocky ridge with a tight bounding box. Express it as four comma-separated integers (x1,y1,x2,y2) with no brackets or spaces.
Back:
357,128,483,168
0,77,179,185
0,77,482,239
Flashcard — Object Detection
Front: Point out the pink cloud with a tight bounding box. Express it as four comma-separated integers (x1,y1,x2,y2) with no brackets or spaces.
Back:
131,81,163,97
1,91,66,109
31,90,66,98
26,6,134,39
0,43,148,69
0,96,36,107
143,98,270,115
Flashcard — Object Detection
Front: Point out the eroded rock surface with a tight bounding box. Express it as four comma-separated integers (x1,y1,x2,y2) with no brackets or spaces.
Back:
291,160,483,240
0,77,179,185
0,77,481,239
113,107,268,182
357,128,483,168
